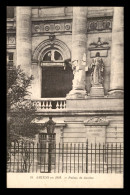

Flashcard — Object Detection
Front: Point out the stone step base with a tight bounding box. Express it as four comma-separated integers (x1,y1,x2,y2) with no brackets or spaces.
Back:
90,86,104,97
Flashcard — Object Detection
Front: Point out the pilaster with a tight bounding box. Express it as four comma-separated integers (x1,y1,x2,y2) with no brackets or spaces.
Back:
16,7,32,75
108,7,124,98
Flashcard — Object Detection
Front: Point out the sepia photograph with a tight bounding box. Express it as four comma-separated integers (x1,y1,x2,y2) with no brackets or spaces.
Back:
6,6,124,188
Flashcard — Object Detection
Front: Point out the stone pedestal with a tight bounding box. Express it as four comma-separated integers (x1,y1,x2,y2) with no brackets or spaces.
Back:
90,86,104,97
67,89,87,99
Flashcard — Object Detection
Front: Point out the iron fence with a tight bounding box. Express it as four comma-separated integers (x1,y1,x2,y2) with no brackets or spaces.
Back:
7,141,123,173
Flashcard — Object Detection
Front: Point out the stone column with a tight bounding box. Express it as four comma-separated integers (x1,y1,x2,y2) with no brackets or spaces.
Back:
67,7,88,99
108,7,124,98
16,7,32,76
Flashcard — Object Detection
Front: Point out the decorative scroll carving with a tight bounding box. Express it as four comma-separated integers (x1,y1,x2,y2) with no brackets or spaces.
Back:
89,37,109,50
87,117,106,123
84,117,109,126
88,37,110,58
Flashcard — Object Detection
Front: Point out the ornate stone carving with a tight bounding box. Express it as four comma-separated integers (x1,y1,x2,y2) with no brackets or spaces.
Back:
44,24,50,31
55,24,61,31
32,21,72,34
65,23,71,31
87,117,105,123
8,35,16,45
32,18,111,34
84,117,109,126
88,37,110,58
87,18,112,32
34,25,41,32
89,37,109,49
49,34,55,41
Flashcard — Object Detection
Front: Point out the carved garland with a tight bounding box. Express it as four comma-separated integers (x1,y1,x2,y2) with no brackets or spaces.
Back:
84,117,109,126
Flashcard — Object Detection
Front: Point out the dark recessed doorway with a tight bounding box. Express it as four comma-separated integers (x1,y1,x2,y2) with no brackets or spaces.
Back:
42,66,73,98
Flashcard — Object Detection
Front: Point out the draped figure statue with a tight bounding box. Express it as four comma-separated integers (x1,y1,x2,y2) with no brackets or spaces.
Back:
90,52,104,86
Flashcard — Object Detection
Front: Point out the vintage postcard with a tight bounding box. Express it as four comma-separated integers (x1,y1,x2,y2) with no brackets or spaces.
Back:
7,6,124,188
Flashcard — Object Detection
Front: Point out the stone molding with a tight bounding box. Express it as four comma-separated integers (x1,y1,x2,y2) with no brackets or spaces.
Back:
32,38,71,63
6,17,113,34
31,17,112,34
108,89,124,98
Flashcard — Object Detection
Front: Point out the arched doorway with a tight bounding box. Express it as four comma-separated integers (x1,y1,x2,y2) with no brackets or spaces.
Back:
41,49,73,98
32,38,73,99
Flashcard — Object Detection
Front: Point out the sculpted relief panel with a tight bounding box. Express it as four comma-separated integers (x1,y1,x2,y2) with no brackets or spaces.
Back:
7,35,16,45
32,17,112,34
84,117,109,145
32,21,72,34
87,17,112,33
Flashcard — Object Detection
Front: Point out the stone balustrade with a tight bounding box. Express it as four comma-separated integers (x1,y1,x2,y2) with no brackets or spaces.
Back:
11,98,66,111
31,98,66,110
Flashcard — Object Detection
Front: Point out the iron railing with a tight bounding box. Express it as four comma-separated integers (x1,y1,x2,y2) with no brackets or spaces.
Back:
7,141,123,173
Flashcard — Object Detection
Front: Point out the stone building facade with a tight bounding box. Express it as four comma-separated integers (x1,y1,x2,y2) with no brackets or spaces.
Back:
7,6,124,145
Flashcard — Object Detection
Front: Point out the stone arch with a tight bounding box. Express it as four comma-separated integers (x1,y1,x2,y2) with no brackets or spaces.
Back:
32,39,71,64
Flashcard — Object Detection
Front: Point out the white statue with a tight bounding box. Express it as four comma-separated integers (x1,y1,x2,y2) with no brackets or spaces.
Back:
72,53,87,90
